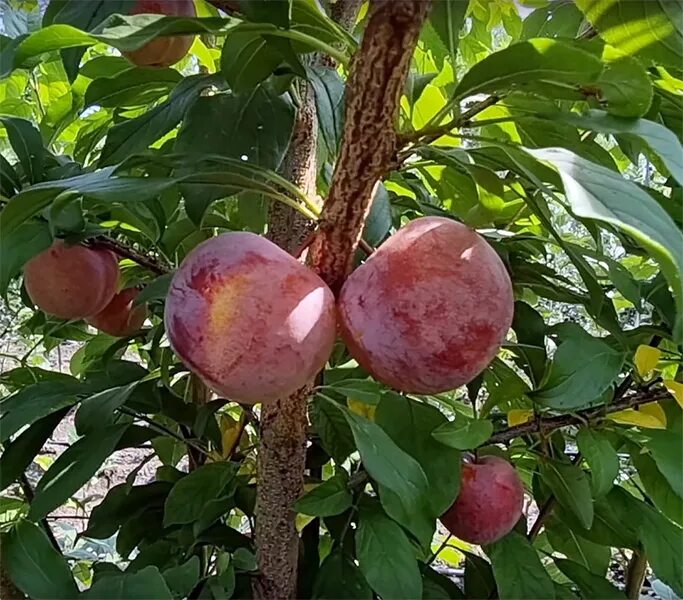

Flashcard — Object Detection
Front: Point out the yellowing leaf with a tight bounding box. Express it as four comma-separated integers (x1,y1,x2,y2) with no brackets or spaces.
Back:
640,402,667,427
347,398,376,420
219,412,244,459
296,513,315,532
663,379,683,409
609,405,667,429
634,345,662,377
508,409,533,426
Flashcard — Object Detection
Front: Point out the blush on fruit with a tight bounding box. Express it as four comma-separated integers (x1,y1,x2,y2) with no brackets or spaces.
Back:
23,240,119,320
123,0,196,68
338,216,513,393
87,288,147,337
164,232,336,404
440,456,524,545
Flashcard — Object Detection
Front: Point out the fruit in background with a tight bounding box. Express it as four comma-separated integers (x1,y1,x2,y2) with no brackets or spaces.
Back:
87,288,147,337
23,240,119,320
338,216,513,393
123,0,196,68
440,456,524,545
164,232,336,404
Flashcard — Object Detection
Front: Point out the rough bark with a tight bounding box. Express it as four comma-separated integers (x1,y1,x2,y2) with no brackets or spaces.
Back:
308,0,432,294
254,83,318,600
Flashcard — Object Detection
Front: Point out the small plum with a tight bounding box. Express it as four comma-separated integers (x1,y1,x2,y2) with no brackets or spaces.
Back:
164,232,336,404
123,0,196,68
23,241,119,320
87,288,147,337
440,456,524,545
337,216,513,393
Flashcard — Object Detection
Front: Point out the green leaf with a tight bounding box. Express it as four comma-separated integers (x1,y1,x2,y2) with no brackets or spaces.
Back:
163,556,201,599
532,335,625,410
164,462,238,526
84,566,173,599
487,532,557,600
1,520,79,599
576,428,619,497
631,450,683,526
521,2,583,40
593,47,653,118
464,552,496,600
540,459,594,530
362,184,392,247
639,502,683,596
310,396,355,463
528,147,683,342
74,382,139,434
0,408,69,492
308,65,344,158
220,31,285,92
428,0,468,66
84,66,182,108
431,418,493,451
453,38,602,101
28,424,128,521
0,379,82,443
545,519,611,576
325,379,383,405
99,74,223,166
0,153,21,196
643,430,683,500
312,551,372,600
422,566,466,599
294,473,352,517
356,506,422,600
135,273,173,305
0,220,52,296
0,116,45,184
555,559,625,599
576,0,683,68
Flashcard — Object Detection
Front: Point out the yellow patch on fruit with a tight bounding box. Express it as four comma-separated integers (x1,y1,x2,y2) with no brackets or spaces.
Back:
507,409,533,426
609,402,667,429
634,345,662,377
663,379,683,409
208,275,248,331
347,398,376,420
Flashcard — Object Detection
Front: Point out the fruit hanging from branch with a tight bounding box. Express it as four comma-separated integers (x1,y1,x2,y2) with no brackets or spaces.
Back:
23,240,120,320
164,232,336,404
87,287,147,337
338,216,514,393
123,0,196,68
440,455,525,545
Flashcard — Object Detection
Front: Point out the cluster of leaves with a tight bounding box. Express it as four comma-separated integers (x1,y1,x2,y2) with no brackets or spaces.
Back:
1,0,682,598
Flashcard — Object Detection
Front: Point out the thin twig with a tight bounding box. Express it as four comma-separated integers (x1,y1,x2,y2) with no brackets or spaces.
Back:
625,548,648,600
88,237,170,275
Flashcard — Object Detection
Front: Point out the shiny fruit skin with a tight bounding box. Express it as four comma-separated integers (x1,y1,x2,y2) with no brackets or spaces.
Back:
23,241,119,320
338,216,514,394
440,456,524,545
164,232,336,404
87,288,147,337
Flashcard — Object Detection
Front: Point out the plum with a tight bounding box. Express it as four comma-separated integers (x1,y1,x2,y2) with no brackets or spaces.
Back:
123,0,196,68
23,240,119,320
87,287,147,337
164,232,336,403
338,216,513,393
440,456,524,545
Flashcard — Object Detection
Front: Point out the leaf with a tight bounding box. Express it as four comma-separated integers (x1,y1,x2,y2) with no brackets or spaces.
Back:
1,520,79,599
0,153,21,197
576,428,619,497
362,184,392,247
631,450,683,526
663,379,683,409
576,0,683,68
74,382,139,435
163,556,201,599
308,65,344,158
431,418,493,450
355,506,422,600
220,31,284,92
521,2,584,40
99,73,223,166
532,335,625,410
545,519,611,576
464,552,496,600
326,379,383,405
540,459,594,529
312,551,372,600
453,38,602,100
294,473,352,517
84,566,173,599
0,116,45,184
643,430,683,499
487,532,557,600
0,220,52,296
28,424,128,521
310,396,355,463
84,66,182,108
555,559,626,599
527,147,683,342
347,398,376,420
163,462,238,526
507,409,533,426
428,0,468,66
0,379,82,443
135,273,173,305
609,405,667,429
0,408,69,492
422,566,466,599
634,344,663,377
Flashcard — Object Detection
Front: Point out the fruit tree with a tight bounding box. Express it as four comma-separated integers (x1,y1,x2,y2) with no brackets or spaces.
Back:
0,1,682,599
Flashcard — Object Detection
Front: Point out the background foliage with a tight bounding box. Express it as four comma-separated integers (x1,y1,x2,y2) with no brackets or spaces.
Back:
1,0,682,598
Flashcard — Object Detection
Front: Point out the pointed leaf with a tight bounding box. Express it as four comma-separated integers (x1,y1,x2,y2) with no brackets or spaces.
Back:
540,459,594,529
576,428,619,497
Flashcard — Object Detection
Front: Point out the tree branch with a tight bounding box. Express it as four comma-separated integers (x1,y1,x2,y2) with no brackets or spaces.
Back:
625,548,648,600
88,237,169,275
308,0,432,295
